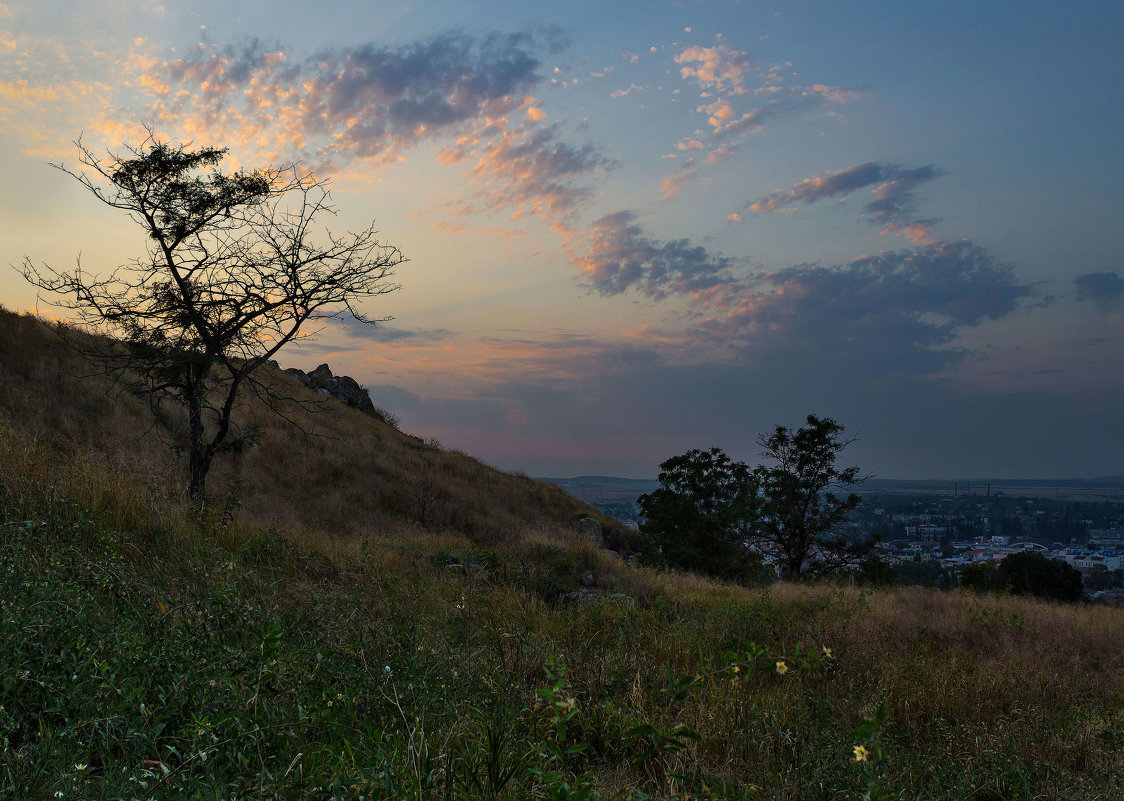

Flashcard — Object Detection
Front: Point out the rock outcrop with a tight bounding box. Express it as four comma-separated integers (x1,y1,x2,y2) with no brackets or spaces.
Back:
575,516,603,547
284,363,381,419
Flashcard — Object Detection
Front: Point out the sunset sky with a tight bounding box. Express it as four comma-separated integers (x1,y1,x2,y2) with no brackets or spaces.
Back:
2,0,1122,479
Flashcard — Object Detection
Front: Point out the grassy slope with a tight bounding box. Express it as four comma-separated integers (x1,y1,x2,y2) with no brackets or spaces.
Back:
1,308,1123,800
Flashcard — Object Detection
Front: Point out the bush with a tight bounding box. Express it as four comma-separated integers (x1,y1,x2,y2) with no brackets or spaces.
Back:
959,561,997,592
960,552,1083,602
994,550,1083,602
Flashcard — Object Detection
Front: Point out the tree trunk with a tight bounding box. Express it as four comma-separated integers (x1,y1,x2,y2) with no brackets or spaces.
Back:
187,382,210,501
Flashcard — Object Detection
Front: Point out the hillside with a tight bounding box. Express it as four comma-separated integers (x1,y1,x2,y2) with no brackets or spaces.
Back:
0,308,617,549
2,308,1123,800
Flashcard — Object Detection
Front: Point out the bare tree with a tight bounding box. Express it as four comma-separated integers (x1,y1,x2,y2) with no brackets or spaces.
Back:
22,135,406,499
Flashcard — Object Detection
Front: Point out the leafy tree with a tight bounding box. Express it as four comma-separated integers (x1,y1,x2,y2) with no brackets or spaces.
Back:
1083,563,1113,592
958,562,997,592
637,447,761,582
22,135,405,499
752,415,873,579
856,554,896,586
994,551,1083,602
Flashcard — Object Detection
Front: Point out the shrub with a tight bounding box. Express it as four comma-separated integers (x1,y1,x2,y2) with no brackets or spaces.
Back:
960,552,1083,602
994,550,1083,602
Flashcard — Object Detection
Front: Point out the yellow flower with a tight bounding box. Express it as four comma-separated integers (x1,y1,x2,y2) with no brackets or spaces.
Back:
822,646,833,659
775,661,788,675
852,744,870,762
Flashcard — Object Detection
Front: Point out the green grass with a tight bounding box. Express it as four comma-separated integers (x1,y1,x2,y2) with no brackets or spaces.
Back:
1,308,1123,799
3,423,1123,800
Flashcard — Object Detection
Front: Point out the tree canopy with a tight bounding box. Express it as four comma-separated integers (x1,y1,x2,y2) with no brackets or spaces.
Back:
638,415,873,582
994,551,1083,602
22,135,406,499
753,415,872,579
637,447,761,582
958,551,1083,602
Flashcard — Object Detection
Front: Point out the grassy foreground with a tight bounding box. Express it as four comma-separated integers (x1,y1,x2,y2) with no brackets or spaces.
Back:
2,419,1124,800
1,310,1122,799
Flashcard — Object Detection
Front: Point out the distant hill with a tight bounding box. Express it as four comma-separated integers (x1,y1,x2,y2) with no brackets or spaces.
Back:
856,477,1124,502
542,474,1124,506
539,475,659,502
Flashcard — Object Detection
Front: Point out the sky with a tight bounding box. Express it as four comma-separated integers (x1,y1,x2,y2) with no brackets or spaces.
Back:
2,0,1123,479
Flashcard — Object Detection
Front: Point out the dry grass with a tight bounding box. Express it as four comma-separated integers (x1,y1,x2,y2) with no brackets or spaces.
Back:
0,307,604,546
3,306,1124,799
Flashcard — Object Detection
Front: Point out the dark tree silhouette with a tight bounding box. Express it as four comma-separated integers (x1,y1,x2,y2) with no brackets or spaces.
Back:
22,135,405,499
993,551,1083,602
637,447,762,582
752,415,873,578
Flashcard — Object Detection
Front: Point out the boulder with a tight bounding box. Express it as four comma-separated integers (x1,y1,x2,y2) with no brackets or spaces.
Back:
308,363,334,386
284,363,380,418
284,367,312,385
575,516,603,547
329,374,377,416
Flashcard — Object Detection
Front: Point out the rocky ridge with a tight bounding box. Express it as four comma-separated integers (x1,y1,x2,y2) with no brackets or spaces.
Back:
282,363,384,421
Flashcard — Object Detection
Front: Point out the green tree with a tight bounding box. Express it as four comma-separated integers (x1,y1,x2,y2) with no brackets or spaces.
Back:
958,561,997,592
994,551,1083,602
1083,563,1113,592
22,135,405,499
856,554,896,586
637,447,761,582
752,415,873,579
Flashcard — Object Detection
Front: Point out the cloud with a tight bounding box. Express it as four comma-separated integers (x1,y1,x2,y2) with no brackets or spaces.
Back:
125,30,619,229
365,383,510,429
748,161,944,241
674,44,752,95
750,162,942,222
663,40,863,198
1074,271,1124,300
750,162,887,212
576,210,738,298
863,164,944,225
879,220,940,246
438,122,614,224
332,317,454,343
661,166,696,200
698,240,1033,374
571,210,1028,378
131,30,549,169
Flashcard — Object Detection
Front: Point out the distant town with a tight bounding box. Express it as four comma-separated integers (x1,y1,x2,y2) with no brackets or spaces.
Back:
543,475,1124,601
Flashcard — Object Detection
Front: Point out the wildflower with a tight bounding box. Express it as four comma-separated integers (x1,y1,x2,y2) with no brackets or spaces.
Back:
775,661,788,675
384,665,391,674
822,646,833,659
74,763,88,771
852,744,870,762
732,665,740,674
